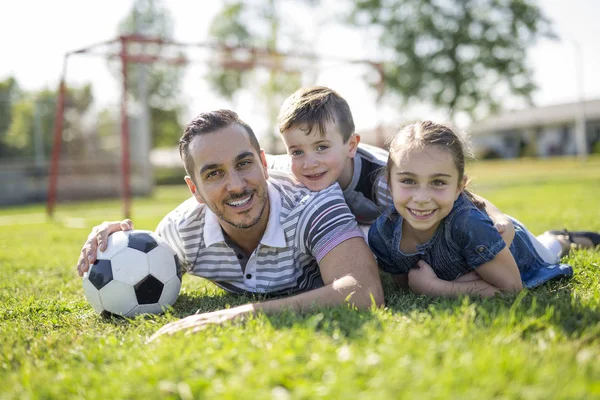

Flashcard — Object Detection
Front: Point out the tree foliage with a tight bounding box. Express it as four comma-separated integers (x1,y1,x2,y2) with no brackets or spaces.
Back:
116,0,183,110
207,0,314,150
115,0,183,148
0,77,21,142
348,0,555,118
0,77,94,159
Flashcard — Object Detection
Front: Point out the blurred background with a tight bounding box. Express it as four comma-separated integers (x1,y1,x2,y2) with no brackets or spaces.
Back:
0,0,598,208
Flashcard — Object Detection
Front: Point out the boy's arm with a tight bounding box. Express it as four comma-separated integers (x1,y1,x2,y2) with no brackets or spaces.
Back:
471,193,515,247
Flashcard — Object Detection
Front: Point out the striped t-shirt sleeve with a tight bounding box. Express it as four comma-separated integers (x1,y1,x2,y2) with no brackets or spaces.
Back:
155,202,191,270
299,187,364,262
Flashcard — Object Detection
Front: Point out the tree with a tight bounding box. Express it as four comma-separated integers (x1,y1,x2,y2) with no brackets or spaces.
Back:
2,84,93,159
114,0,184,149
116,0,183,109
207,0,309,152
347,0,555,119
0,77,21,155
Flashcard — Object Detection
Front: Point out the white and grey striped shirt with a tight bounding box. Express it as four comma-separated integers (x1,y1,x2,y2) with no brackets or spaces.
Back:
156,171,364,295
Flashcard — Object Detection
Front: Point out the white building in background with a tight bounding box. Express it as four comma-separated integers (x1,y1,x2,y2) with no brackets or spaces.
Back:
469,99,600,159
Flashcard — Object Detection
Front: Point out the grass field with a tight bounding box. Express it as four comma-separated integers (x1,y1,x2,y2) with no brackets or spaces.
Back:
1,156,600,399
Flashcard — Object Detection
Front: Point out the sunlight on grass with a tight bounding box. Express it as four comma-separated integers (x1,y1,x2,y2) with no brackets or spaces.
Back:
1,156,599,399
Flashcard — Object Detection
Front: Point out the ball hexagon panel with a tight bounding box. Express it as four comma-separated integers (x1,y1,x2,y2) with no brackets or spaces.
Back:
158,276,182,307
82,277,104,313
134,275,164,304
147,245,178,283
88,259,114,290
99,280,138,316
127,231,158,253
97,230,130,260
111,249,150,286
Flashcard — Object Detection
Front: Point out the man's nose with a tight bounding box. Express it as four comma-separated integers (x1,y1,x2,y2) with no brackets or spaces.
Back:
226,171,246,192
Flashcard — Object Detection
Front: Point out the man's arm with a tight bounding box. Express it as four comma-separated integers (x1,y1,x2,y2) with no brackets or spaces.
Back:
471,193,515,247
260,237,384,311
149,237,384,341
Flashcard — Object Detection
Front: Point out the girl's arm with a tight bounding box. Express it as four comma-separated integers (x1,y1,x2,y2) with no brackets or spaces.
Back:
471,193,515,247
408,248,523,298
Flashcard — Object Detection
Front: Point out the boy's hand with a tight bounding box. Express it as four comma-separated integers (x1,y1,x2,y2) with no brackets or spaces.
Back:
76,219,134,277
408,260,442,295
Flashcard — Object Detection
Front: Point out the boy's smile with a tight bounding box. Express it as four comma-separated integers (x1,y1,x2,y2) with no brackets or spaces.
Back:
281,122,359,192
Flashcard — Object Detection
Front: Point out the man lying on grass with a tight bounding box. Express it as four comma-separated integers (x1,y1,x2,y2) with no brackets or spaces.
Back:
76,109,384,339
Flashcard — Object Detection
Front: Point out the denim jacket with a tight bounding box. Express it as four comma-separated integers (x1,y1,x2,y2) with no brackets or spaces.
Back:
368,193,573,288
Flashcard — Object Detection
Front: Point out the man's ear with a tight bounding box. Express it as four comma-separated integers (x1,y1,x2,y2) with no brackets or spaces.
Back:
347,134,360,158
184,175,204,204
259,150,269,179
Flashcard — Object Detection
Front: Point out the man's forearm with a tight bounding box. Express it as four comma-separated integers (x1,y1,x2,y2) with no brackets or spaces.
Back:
147,271,384,341
253,274,384,314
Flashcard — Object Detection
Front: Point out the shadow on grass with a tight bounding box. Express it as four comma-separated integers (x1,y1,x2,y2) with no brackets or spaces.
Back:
97,289,380,341
97,272,599,343
382,273,600,340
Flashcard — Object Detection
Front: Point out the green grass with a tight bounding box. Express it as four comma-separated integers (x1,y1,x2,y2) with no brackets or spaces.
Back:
1,156,600,399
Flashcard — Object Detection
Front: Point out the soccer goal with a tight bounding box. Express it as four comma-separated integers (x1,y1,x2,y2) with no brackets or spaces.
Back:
47,34,386,219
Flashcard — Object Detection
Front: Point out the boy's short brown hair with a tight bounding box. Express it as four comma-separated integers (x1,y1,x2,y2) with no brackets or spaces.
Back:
277,86,355,142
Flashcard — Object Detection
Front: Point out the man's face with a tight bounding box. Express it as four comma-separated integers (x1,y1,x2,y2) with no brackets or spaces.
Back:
185,124,270,230
281,121,358,191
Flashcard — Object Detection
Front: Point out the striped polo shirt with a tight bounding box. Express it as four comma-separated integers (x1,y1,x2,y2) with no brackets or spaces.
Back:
155,171,364,295
266,143,393,224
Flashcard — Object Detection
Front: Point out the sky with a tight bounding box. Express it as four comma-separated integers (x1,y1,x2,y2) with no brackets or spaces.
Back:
1,0,599,137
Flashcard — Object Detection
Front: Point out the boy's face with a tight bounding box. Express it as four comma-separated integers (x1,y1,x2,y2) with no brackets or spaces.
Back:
281,122,359,191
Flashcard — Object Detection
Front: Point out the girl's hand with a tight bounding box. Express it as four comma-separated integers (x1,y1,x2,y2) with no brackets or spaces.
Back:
408,260,442,295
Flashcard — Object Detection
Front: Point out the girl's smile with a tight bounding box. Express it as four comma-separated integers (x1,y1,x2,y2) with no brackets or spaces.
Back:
390,146,465,242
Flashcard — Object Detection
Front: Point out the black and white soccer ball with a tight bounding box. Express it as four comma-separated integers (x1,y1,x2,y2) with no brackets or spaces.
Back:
82,230,183,317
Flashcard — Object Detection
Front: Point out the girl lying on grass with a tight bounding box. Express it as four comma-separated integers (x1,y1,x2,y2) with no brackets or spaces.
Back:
368,121,600,297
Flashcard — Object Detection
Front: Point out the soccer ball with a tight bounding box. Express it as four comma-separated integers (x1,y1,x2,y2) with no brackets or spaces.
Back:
82,230,183,317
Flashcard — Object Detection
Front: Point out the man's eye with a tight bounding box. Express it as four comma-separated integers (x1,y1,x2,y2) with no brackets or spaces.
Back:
206,170,222,179
238,160,251,168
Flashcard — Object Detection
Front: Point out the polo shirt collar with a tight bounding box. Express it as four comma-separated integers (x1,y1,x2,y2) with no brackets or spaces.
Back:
202,180,286,248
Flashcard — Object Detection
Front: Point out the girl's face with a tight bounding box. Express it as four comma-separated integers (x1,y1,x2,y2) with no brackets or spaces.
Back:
389,146,465,241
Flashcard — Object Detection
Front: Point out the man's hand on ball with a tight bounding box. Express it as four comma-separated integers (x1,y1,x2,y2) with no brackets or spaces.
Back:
76,219,134,277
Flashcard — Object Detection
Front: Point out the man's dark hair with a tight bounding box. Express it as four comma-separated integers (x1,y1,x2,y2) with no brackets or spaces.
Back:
179,109,260,180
